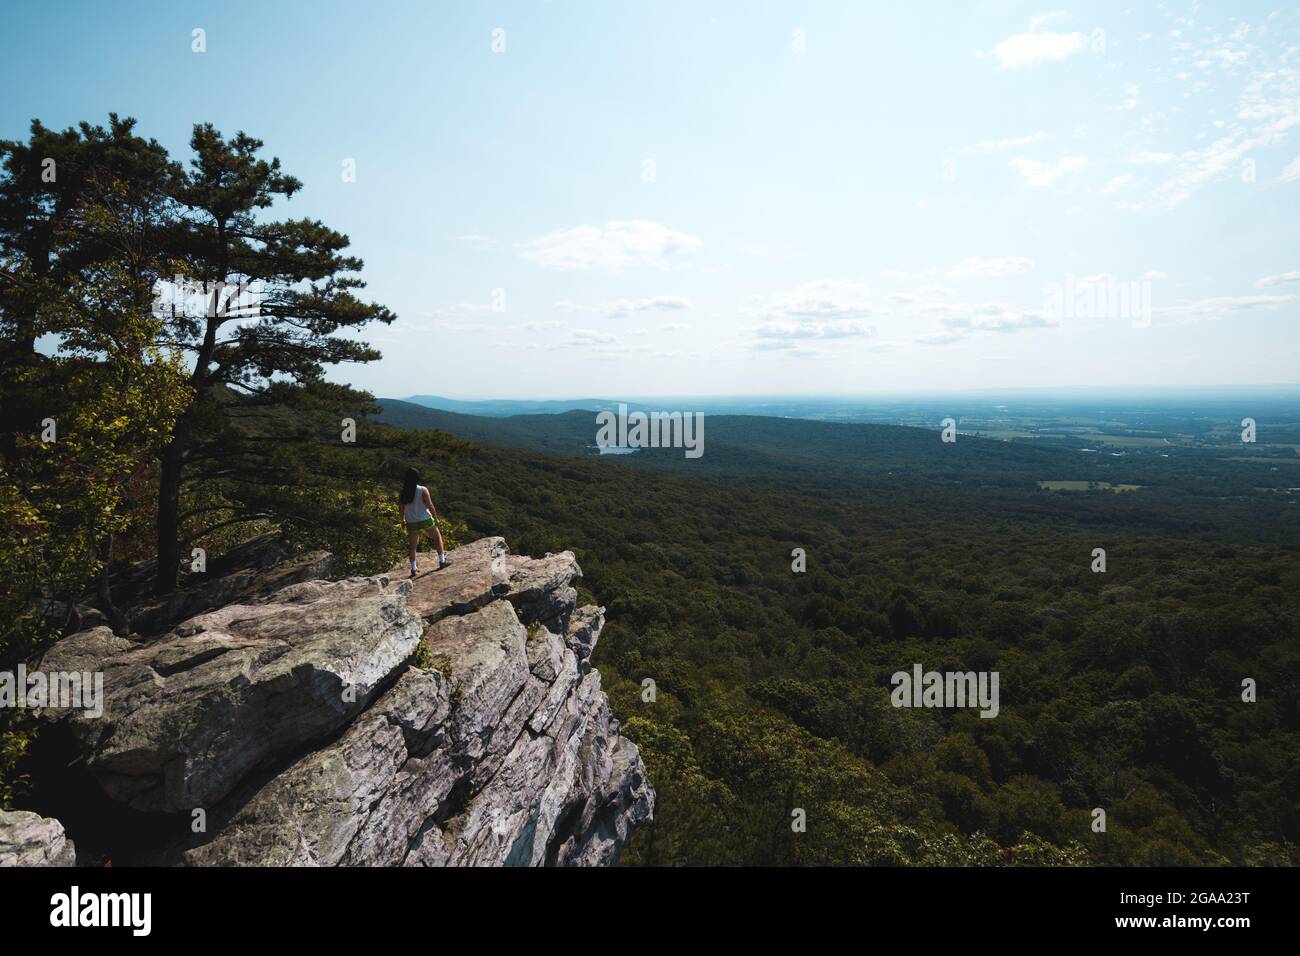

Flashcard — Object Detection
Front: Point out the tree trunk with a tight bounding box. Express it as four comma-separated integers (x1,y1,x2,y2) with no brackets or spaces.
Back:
96,537,130,636
0,329,40,467
154,433,184,595
154,256,221,596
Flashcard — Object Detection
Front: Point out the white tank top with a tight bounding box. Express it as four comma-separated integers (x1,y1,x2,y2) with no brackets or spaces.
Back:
403,485,431,523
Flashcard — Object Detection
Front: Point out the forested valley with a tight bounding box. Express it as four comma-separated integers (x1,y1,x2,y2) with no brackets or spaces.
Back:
381,402,1300,866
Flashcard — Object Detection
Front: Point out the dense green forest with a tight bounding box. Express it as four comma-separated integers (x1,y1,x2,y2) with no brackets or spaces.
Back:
380,402,1300,866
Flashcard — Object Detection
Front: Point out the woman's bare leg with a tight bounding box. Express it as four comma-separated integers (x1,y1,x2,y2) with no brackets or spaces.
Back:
407,528,420,569
431,523,445,556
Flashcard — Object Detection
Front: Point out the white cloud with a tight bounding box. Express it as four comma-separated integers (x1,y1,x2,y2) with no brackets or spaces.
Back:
863,339,906,353
947,256,1035,279
972,313,1057,332
1255,270,1300,288
1028,12,1067,31
993,29,1085,69
879,268,938,281
1117,83,1141,110
570,328,617,344
1101,173,1138,195
1146,136,1253,208
536,328,638,351
420,302,494,319
1141,49,1300,207
417,302,506,331
940,303,1058,333
1280,155,1300,182
1010,155,1089,187
1198,46,1250,68
756,319,874,340
901,288,1061,344
749,340,826,358
754,280,875,321
430,320,494,332
1129,151,1178,164
524,220,703,271
916,331,968,346
745,280,878,347
1156,294,1297,324
959,131,1049,155
544,328,620,349
558,294,693,318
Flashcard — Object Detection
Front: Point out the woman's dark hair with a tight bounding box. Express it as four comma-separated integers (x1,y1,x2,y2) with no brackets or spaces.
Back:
400,467,419,505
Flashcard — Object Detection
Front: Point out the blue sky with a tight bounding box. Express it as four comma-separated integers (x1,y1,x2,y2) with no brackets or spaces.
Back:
3,0,1299,398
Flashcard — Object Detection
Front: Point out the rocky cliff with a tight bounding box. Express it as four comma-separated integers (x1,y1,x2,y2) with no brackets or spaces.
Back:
4,537,653,867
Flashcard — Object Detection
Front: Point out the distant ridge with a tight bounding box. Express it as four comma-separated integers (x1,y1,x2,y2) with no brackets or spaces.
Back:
377,398,596,452
403,395,631,417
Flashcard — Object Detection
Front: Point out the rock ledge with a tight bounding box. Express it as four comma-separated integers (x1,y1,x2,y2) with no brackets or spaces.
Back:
5,537,652,868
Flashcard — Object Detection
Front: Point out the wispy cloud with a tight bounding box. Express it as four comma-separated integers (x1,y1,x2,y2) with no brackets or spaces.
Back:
1156,294,1297,323
557,294,693,318
917,331,968,346
992,27,1085,69
1129,151,1177,165
947,257,1035,279
1010,155,1088,187
414,302,506,332
1255,271,1300,288
962,313,1056,332
940,303,1058,333
751,280,876,322
959,131,1048,155
1133,36,1300,208
1101,173,1138,195
418,302,496,319
570,328,617,344
879,268,938,282
745,280,879,349
524,220,703,271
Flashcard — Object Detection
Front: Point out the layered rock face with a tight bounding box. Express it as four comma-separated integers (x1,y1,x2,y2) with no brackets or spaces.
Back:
10,537,652,867
0,810,76,867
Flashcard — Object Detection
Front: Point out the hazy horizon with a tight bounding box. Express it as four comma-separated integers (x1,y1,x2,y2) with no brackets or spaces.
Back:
395,382,1300,403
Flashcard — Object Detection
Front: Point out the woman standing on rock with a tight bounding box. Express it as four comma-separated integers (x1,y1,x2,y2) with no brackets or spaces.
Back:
400,467,447,576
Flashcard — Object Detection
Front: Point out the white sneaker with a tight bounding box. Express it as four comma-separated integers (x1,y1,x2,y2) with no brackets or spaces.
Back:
438,553,448,568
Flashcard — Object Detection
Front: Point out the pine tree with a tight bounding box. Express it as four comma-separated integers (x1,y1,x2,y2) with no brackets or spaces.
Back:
0,115,177,464
151,124,399,592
